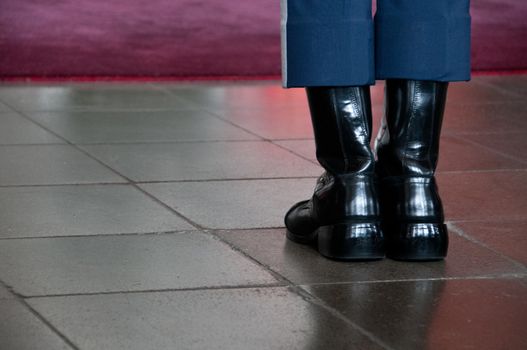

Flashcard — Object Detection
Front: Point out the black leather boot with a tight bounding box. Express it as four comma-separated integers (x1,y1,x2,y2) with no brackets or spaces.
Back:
375,79,449,261
285,86,384,260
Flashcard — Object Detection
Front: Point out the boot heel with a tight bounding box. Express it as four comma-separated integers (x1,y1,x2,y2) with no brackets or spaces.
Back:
387,223,448,261
317,223,384,260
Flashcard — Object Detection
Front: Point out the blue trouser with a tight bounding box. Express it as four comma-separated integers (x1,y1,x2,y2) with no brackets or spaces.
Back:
281,0,471,87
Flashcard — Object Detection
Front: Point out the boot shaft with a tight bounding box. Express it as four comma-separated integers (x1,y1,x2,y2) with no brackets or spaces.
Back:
306,86,375,175
375,80,448,178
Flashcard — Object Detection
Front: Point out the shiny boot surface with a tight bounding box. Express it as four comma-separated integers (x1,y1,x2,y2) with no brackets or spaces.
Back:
285,86,384,260
375,79,449,261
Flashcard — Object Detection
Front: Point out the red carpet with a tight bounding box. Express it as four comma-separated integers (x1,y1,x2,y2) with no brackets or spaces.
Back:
0,0,525,79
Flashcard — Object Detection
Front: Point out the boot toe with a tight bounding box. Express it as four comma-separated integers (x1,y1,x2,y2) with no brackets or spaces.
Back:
284,200,319,244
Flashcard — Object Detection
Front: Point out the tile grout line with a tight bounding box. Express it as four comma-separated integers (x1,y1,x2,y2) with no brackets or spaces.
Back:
206,230,394,349
298,273,527,288
0,139,268,147
0,280,81,350
472,78,526,99
22,283,287,299
291,286,395,350
270,140,321,166
155,86,268,141
5,272,526,300
0,100,206,231
437,168,527,175
0,176,320,188
448,222,527,271
157,86,323,166
442,130,527,136
0,107,216,113
0,229,201,241
448,218,527,224
0,226,295,242
449,134,527,165
3,166,527,189
0,182,130,188
204,108,320,166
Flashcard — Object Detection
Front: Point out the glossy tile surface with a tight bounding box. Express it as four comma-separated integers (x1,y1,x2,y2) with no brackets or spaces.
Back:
442,102,527,134
0,77,525,349
464,132,527,162
0,233,278,296
28,288,383,350
140,178,316,229
436,135,526,172
0,285,13,300
0,85,192,111
446,80,523,104
274,139,317,162
216,229,525,284
0,112,64,145
0,185,193,238
213,105,314,140
475,75,527,97
455,221,527,265
305,279,527,350
0,145,125,185
26,110,258,143
0,300,72,350
439,171,527,221
82,141,321,181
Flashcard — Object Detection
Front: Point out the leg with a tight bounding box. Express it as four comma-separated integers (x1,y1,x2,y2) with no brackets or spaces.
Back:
281,0,374,87
285,86,384,260
280,1,384,260
374,1,471,260
375,0,471,82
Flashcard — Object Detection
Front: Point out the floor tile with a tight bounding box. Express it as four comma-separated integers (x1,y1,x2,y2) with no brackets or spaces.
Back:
0,101,10,111
0,145,124,185
140,178,317,229
0,85,191,111
27,110,258,143
169,84,312,110
437,136,526,172
215,229,524,285
223,103,381,141
0,232,278,296
82,142,321,181
438,171,527,221
28,287,384,350
475,74,527,98
446,81,522,105
0,300,72,350
212,105,314,140
463,132,527,162
0,112,63,145
443,102,527,134
274,140,316,162
169,83,386,111
0,285,13,300
0,185,193,239
305,278,527,350
455,221,527,266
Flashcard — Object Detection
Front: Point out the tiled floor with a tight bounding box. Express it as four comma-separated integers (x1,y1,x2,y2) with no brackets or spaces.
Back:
0,76,526,350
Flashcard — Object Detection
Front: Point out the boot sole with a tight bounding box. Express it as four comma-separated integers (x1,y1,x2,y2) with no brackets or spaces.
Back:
287,222,385,261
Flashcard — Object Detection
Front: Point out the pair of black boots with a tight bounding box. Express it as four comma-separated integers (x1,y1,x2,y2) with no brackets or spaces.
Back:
285,80,448,261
